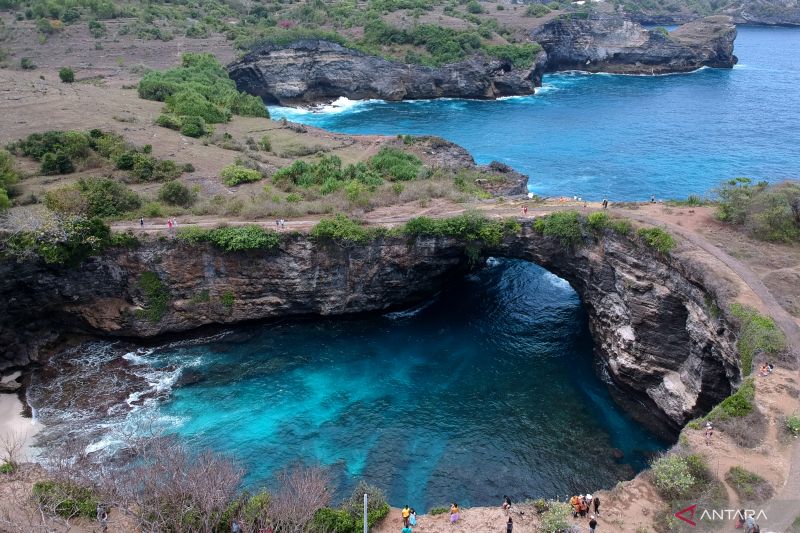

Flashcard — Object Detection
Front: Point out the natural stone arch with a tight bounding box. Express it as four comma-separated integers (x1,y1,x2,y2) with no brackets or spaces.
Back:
0,222,741,435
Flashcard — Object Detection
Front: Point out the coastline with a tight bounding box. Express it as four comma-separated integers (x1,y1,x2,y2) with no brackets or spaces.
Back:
0,389,41,463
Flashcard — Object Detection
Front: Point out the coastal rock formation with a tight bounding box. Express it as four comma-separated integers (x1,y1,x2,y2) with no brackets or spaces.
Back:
531,15,738,74
0,223,741,434
227,40,546,106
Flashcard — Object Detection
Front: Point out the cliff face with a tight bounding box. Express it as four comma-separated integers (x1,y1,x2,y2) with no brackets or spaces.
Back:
0,224,740,434
227,40,546,106
531,15,737,74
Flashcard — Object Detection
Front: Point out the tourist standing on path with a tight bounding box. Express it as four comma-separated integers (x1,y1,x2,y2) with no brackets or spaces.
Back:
593,495,600,516
705,421,714,446
506,517,513,533
402,525,412,533
167,218,173,231
450,503,459,524
402,505,411,527
602,198,608,209
503,495,512,511
140,216,144,228
409,509,417,527
589,515,598,533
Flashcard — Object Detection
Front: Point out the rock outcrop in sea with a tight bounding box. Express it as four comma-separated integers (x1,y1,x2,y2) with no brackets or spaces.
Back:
227,40,546,106
0,222,741,435
531,14,738,74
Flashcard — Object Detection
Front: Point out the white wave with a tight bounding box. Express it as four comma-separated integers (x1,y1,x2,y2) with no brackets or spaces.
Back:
85,434,122,455
384,296,438,320
122,348,154,365
543,271,572,291
269,96,382,118
485,256,502,267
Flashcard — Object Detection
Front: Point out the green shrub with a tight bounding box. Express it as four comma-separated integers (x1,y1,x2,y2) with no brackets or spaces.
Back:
0,462,16,474
258,135,272,152
609,219,632,235
88,19,106,38
312,214,375,244
484,43,544,68
20,57,36,69
32,480,99,519
586,211,610,232
369,147,421,181
221,290,235,310
651,453,710,501
45,177,141,218
0,149,18,211
136,271,169,322
786,415,800,437
725,466,773,503
40,151,75,175
403,212,519,246
177,225,280,252
138,52,267,123
729,304,785,375
429,506,449,515
4,216,111,265
221,164,262,186
341,481,390,529
158,181,195,207
313,508,356,533
131,154,180,182
466,0,483,13
179,115,207,137
715,178,800,242
525,3,551,16
11,130,90,161
58,67,75,83
538,501,571,533
155,114,182,130
533,211,582,245
637,227,676,254
705,378,755,421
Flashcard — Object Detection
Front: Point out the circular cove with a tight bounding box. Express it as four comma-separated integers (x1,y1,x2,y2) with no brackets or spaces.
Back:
28,259,668,509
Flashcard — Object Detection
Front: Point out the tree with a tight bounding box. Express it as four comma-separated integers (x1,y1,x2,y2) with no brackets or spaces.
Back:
158,180,195,207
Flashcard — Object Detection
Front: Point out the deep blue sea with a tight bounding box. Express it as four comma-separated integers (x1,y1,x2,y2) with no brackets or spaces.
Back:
270,26,800,201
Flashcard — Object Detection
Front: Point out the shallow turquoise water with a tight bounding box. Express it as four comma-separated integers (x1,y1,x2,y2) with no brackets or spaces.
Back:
126,260,667,508
270,26,800,201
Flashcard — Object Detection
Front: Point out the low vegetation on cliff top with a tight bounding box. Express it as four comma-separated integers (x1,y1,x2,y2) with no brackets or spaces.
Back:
716,177,800,243
729,303,786,376
139,53,269,137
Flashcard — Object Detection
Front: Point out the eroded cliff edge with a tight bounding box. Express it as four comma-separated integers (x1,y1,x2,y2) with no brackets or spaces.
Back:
227,40,546,106
531,15,738,74
0,222,740,435
227,16,737,105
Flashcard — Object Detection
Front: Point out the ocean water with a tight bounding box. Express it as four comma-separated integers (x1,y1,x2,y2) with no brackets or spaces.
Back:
270,26,800,201
27,260,667,509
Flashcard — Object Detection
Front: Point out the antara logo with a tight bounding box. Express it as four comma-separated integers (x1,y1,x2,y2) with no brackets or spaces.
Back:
674,505,768,526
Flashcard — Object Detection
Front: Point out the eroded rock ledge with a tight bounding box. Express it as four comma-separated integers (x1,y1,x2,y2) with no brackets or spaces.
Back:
531,15,738,74
227,40,546,106
0,222,741,435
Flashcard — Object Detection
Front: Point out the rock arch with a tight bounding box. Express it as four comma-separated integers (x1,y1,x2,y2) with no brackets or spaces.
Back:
0,222,741,434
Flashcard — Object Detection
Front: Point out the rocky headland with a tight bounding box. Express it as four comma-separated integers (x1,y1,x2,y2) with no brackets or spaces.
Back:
531,14,738,74
0,220,742,435
227,39,546,106
228,16,737,105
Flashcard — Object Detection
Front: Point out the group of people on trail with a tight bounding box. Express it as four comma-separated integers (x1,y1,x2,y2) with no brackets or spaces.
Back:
167,217,178,230
759,362,774,376
275,218,287,229
570,493,600,518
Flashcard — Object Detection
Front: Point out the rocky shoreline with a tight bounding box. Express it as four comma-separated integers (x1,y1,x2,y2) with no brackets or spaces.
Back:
228,16,737,105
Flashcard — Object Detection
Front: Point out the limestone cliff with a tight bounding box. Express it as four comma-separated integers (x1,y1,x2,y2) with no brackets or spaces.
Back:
227,40,546,106
0,223,741,434
531,15,737,74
